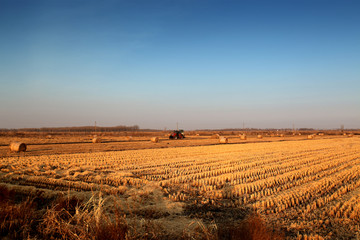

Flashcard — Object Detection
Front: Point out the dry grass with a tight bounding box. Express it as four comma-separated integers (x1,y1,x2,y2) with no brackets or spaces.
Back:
39,194,128,240
0,185,37,239
0,183,285,240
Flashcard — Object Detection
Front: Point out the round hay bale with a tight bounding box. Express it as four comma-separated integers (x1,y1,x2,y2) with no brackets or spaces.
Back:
10,142,27,152
257,135,263,139
196,133,200,136
92,137,101,143
46,135,52,139
240,135,247,140
279,134,284,137
219,137,228,144
211,134,220,139
126,136,133,141
307,135,314,139
151,137,159,143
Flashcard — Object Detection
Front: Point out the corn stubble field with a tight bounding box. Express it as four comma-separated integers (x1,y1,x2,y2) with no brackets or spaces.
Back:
0,133,360,239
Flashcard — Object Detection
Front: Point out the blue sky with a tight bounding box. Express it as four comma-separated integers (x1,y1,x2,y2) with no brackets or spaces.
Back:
0,0,359,130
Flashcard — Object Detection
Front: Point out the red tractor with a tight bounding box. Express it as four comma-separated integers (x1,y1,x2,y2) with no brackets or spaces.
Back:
169,130,185,139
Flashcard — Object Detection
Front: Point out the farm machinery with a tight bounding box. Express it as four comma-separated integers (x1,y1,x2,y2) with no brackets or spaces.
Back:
169,130,185,139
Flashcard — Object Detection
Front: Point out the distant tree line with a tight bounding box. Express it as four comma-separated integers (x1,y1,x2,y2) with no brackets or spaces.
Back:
0,125,140,132
197,128,296,131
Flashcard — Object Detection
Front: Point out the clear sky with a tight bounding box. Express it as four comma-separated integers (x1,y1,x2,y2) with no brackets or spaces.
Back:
0,0,359,130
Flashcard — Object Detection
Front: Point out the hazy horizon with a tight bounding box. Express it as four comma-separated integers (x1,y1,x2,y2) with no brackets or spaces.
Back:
1,0,359,130
0,123,358,132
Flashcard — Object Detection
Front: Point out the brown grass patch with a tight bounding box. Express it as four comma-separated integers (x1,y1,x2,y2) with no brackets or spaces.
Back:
0,185,38,239
222,213,284,240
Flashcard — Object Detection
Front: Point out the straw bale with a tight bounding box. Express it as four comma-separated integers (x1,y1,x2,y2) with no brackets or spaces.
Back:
151,137,159,143
92,137,101,143
10,142,27,152
211,134,220,139
257,135,263,139
219,137,228,144
240,135,247,140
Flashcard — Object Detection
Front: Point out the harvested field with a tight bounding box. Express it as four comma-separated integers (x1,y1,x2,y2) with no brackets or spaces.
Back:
0,131,347,157
1,134,360,239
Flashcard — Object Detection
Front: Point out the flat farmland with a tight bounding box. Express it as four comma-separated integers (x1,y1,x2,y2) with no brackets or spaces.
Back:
1,135,359,239
0,132,346,157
